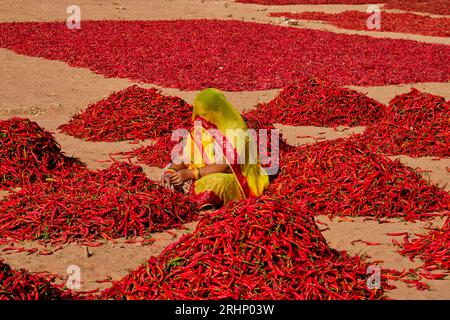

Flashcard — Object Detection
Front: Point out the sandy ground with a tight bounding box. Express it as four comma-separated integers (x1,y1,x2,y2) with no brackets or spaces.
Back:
0,0,449,299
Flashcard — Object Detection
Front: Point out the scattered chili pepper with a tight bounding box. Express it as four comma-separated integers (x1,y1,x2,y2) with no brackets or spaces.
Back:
385,232,409,237
38,250,53,256
382,268,430,291
351,240,382,246
391,216,449,272
95,279,113,284
1,246,38,255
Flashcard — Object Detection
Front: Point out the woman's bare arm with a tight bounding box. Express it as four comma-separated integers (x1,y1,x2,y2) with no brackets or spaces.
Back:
198,164,231,177
168,163,188,171
159,163,187,188
169,163,231,186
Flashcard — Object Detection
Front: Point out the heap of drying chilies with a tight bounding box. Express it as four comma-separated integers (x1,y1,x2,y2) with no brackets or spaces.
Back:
0,261,71,300
0,118,78,189
0,20,449,90
269,11,450,38
392,216,449,274
236,0,397,4
0,162,198,245
236,0,448,12
357,89,449,158
244,77,385,127
385,0,450,16
266,137,449,221
97,196,386,300
59,85,192,142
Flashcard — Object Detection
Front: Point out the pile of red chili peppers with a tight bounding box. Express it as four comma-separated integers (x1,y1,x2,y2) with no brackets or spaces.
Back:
267,137,449,221
358,89,449,157
59,86,192,142
244,78,386,127
270,11,450,38
0,261,71,300
0,118,78,189
238,0,449,16
242,0,449,16
0,162,198,245
237,0,396,4
385,1,450,16
98,196,385,300
0,20,449,90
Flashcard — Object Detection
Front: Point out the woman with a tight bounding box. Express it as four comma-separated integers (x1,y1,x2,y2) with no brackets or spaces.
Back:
160,88,269,209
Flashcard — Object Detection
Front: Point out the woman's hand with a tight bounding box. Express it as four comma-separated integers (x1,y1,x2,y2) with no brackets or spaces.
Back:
160,173,173,189
170,169,194,186
160,163,189,189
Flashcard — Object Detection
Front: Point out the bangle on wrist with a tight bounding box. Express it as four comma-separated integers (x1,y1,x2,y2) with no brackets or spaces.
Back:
193,168,200,180
164,168,176,175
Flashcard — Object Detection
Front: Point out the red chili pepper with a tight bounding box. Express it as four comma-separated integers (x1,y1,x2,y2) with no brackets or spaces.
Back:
385,232,409,237
351,239,382,246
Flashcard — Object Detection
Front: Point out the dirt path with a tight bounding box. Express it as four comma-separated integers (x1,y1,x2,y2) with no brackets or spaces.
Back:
0,0,448,299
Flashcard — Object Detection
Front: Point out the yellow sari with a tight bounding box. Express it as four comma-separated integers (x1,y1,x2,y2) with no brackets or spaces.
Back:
183,88,269,208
